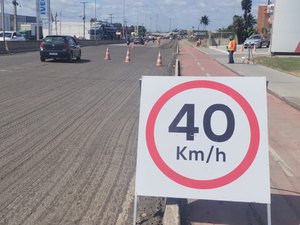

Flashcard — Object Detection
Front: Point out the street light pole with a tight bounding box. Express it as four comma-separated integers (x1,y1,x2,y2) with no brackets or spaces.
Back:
94,0,96,40
36,0,40,40
1,0,5,42
12,0,18,31
80,1,87,39
136,7,138,36
94,0,96,18
47,0,50,35
122,0,125,38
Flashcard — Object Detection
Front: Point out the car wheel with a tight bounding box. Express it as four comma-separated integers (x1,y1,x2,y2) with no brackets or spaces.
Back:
76,51,81,61
40,56,45,62
68,52,73,63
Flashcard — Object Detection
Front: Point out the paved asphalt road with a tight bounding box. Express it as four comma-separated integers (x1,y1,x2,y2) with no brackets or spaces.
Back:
0,40,177,225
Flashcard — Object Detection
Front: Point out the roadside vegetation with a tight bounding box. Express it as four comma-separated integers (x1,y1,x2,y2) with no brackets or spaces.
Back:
218,0,256,44
255,56,300,77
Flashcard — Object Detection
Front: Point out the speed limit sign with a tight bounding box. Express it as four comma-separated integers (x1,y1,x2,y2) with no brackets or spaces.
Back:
136,76,270,204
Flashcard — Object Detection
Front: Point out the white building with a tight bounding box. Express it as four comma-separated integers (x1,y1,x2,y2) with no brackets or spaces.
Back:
45,21,90,39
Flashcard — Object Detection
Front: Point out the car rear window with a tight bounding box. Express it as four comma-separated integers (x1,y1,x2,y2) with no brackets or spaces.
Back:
44,36,66,44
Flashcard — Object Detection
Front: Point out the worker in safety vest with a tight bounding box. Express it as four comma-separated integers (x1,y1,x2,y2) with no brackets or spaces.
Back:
227,35,237,63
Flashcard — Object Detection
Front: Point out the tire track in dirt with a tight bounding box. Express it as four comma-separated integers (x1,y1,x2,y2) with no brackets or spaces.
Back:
0,79,132,198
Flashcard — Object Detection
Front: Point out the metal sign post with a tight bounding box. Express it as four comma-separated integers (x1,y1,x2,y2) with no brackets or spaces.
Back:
267,203,272,225
132,195,138,225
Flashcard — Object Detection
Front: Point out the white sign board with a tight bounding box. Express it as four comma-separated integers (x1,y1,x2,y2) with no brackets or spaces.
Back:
40,0,48,22
136,76,270,204
271,0,300,54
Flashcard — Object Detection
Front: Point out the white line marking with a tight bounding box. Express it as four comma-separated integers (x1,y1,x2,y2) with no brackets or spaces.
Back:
116,176,135,224
269,146,294,177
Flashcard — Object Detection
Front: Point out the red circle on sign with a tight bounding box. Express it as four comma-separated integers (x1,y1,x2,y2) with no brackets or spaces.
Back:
146,80,260,189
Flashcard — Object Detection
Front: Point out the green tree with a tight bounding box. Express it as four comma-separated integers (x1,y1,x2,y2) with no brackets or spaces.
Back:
240,0,256,41
232,15,245,44
138,26,147,36
200,15,210,30
217,26,233,33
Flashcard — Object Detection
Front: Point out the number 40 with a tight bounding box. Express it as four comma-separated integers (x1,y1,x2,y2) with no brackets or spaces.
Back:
168,104,235,142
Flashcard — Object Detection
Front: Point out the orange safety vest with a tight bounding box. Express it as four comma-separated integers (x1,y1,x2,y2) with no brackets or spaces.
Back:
227,39,237,52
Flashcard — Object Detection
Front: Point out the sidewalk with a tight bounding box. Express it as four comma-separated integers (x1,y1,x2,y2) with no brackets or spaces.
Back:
204,44,300,111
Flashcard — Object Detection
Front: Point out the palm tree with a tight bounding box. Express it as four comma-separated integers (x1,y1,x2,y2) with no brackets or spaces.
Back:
200,15,210,30
241,0,256,38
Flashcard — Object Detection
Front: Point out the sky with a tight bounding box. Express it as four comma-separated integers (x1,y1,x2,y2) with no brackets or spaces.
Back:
5,0,269,32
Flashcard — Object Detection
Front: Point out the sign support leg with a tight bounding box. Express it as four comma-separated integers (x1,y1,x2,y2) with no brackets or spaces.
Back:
267,203,272,225
133,195,138,225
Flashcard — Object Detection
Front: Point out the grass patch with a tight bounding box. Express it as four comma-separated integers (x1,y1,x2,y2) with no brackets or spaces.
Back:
255,56,300,77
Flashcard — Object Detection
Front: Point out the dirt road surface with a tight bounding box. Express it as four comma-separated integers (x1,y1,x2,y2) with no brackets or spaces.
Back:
0,40,177,225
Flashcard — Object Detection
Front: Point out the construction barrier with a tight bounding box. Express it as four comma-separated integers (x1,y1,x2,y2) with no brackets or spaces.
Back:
156,50,162,66
104,47,111,60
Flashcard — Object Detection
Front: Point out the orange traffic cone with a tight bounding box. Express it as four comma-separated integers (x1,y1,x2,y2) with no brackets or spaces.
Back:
253,45,256,52
131,42,135,49
104,47,111,60
156,50,162,66
124,48,130,63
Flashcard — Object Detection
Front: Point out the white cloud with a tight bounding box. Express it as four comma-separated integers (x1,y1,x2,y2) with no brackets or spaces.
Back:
10,0,264,31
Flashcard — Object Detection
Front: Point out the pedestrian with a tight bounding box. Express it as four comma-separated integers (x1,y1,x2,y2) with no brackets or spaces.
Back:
157,36,161,46
227,35,237,63
126,36,130,46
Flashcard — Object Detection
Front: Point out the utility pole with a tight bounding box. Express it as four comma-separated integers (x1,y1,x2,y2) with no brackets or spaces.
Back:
80,1,87,39
94,0,96,19
36,0,40,40
1,0,5,42
122,0,125,38
60,12,61,35
108,13,113,24
12,0,18,31
54,12,57,34
47,0,50,35
94,0,96,40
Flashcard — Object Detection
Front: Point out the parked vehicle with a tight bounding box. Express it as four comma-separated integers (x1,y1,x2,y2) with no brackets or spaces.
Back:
39,35,81,62
243,34,270,48
0,31,26,41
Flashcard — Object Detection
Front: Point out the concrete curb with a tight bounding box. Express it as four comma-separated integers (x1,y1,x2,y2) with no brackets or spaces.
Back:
163,203,181,225
163,48,182,225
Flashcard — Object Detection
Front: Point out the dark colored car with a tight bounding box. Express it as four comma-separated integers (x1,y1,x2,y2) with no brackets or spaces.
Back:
40,35,81,62
133,37,144,45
